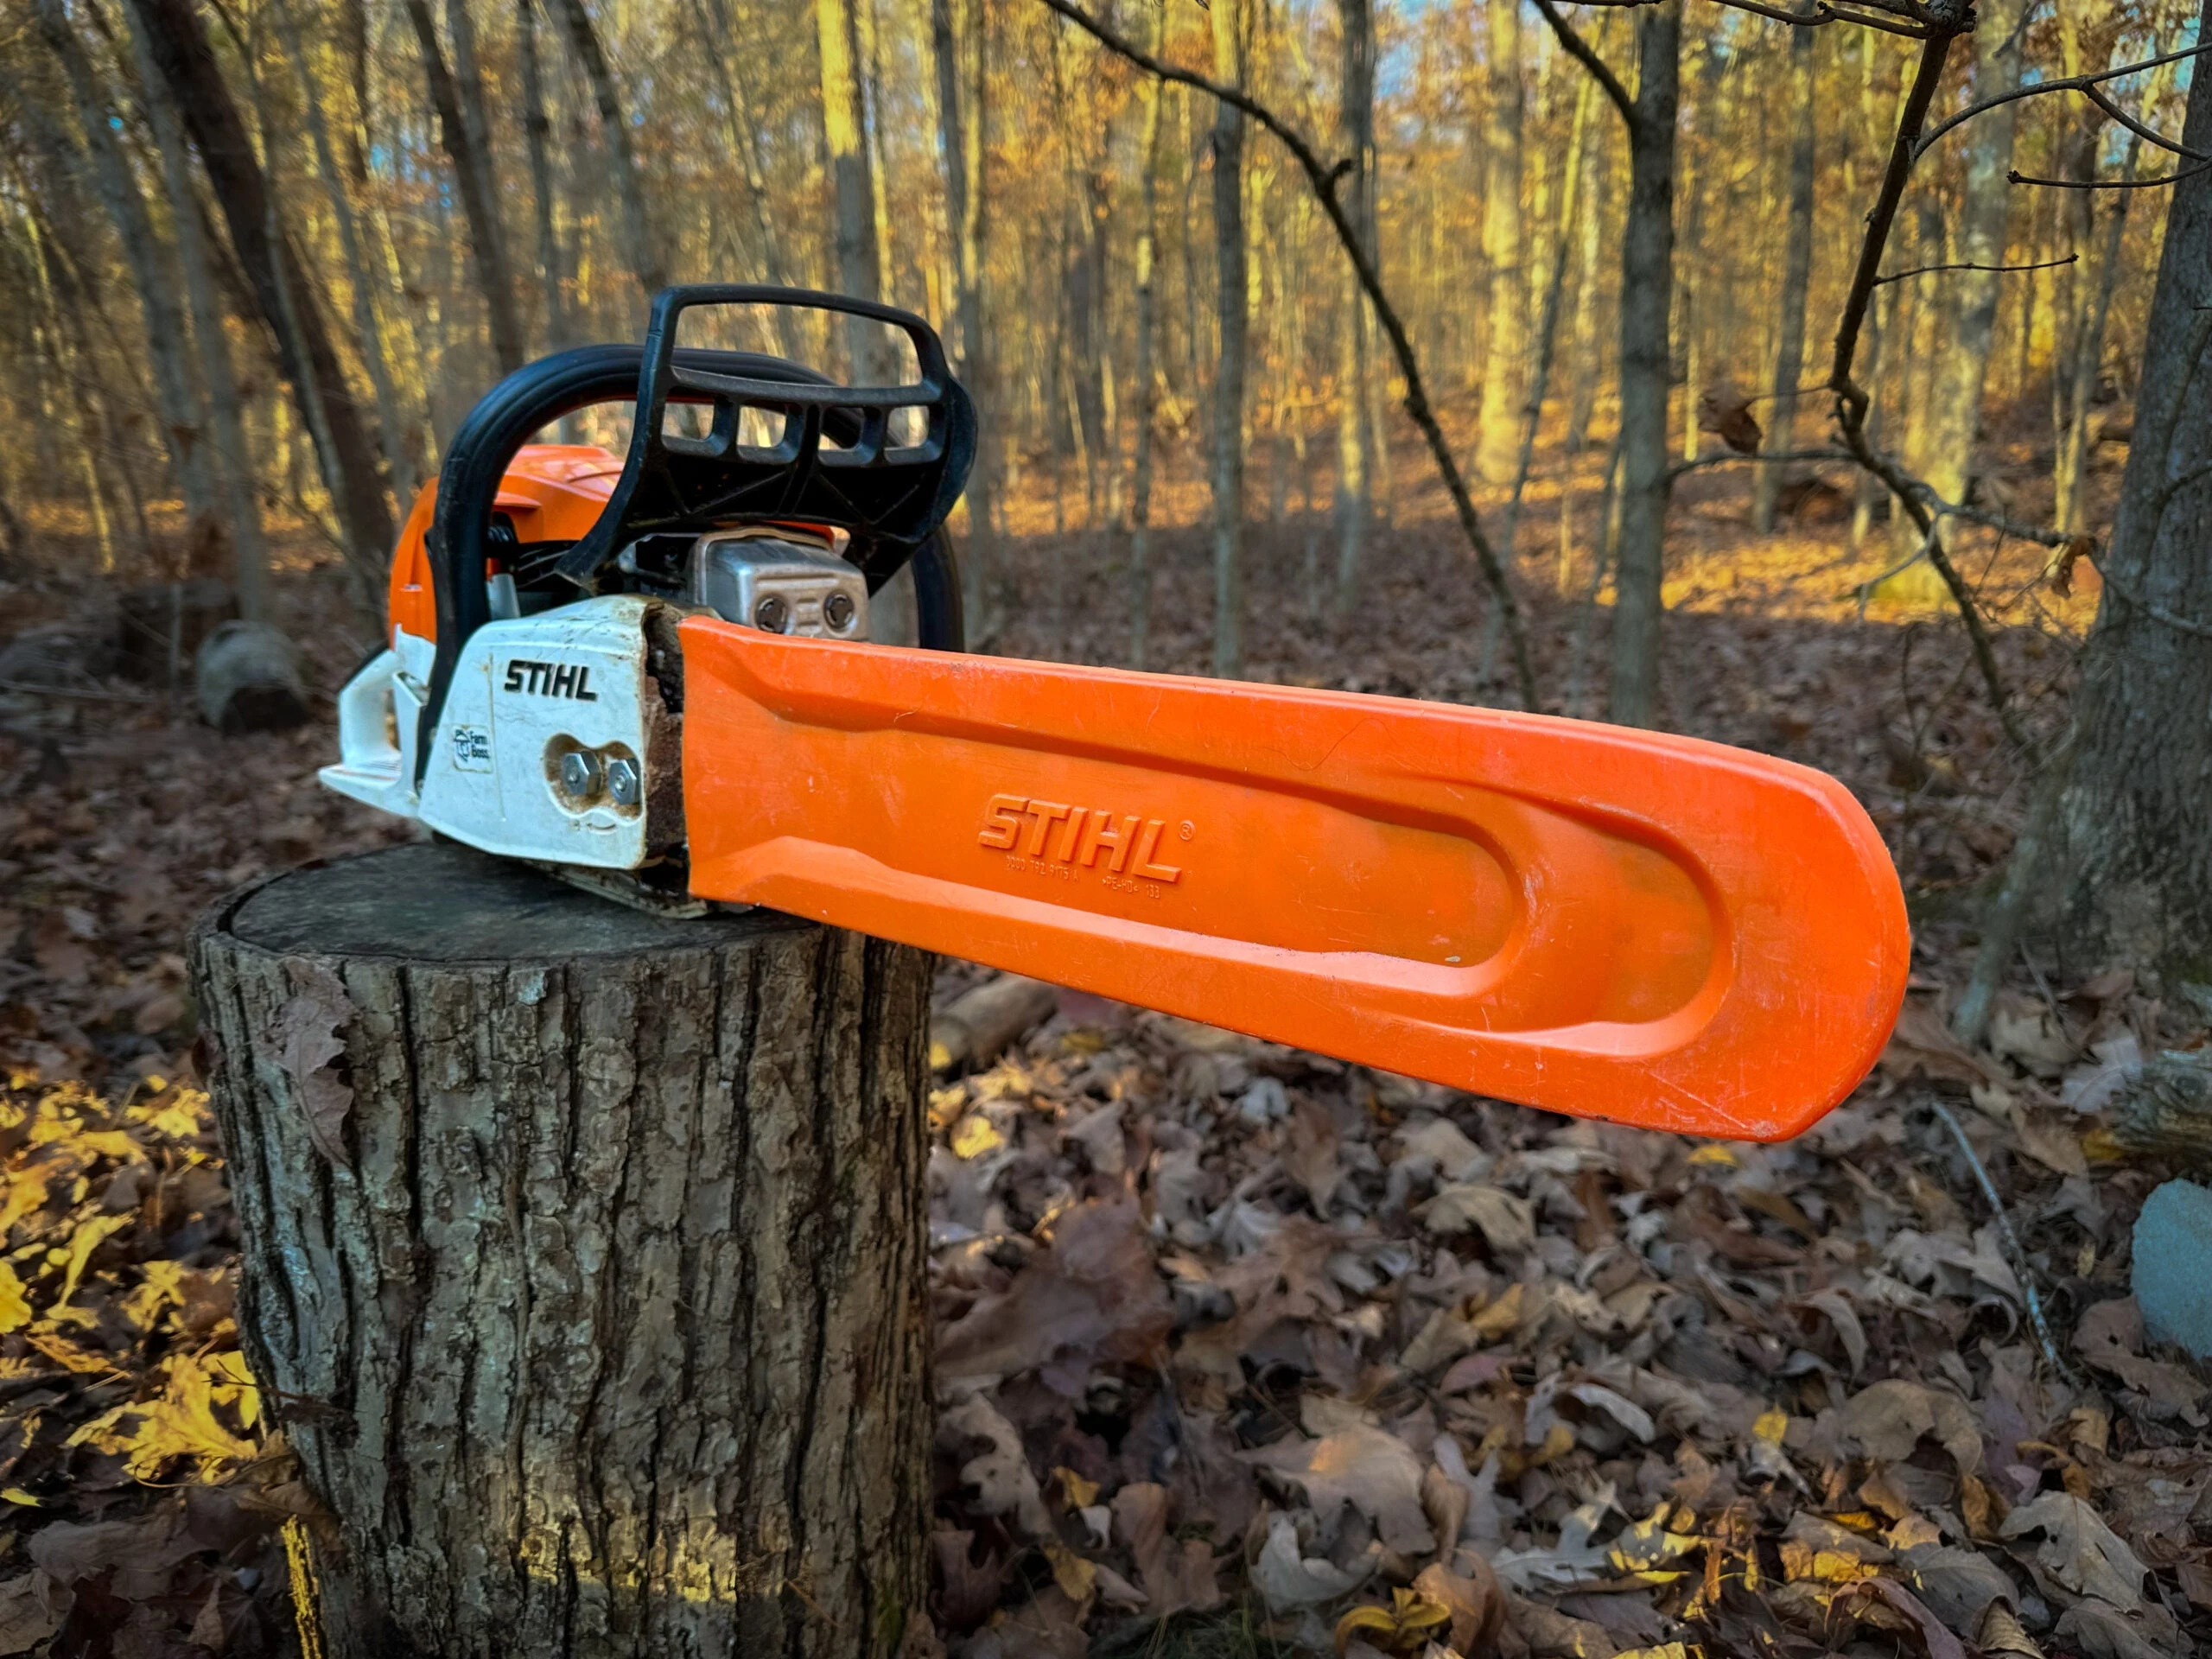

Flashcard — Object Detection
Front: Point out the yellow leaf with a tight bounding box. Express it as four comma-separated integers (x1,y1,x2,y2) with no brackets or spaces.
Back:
1752,1408,1789,1447
55,1213,133,1307
1052,1465,1100,1510
1467,1281,1524,1340
0,1172,51,1243
1615,1646,1694,1659
123,1353,257,1480
949,1114,1005,1160
0,1489,39,1508
1333,1605,1401,1656
0,1264,29,1334
1041,1541,1096,1605
1688,1145,1740,1169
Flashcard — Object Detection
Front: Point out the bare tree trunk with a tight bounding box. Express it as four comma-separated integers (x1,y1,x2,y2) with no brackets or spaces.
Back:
518,0,569,354
191,844,933,1659
1474,0,1524,485
445,0,509,299
1609,0,1680,729
817,0,891,383
927,0,994,631
693,0,801,354
274,0,419,499
1914,0,2027,523
1565,113,1608,455
126,0,395,603
31,0,218,531
1331,0,1376,615
1208,0,1248,678
400,0,526,374
121,0,271,617
1501,77,1592,556
2060,0,2212,982
1125,0,1166,668
551,0,667,302
1751,19,1816,535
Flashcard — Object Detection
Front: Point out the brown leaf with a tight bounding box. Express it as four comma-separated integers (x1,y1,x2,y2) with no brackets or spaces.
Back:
1700,385,1763,454
1413,1557,1504,1656
0,1573,60,1658
1836,1379,1982,1473
1246,1422,1436,1555
935,1198,1173,1386
1999,1491,2149,1611
272,959,353,1167
1837,1575,1967,1659
1110,1481,1221,1617
1286,1096,1342,1213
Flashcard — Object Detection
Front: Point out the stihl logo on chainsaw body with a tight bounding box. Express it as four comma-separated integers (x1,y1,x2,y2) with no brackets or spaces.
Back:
978,794,1185,885
503,658,600,701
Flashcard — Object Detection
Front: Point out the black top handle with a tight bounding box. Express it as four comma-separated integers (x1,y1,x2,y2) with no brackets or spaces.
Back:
548,284,977,597
414,287,974,790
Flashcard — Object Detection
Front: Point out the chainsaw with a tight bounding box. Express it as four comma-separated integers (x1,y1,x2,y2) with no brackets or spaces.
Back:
322,285,1908,1141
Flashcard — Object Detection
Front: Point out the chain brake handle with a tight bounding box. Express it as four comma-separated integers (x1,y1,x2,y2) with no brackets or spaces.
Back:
548,285,977,597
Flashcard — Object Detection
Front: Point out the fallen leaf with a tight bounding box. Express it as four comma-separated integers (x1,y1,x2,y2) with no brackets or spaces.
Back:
1999,1491,2148,1611
1252,1510,1369,1610
938,1393,1052,1539
1247,1422,1436,1555
1416,1184,1535,1254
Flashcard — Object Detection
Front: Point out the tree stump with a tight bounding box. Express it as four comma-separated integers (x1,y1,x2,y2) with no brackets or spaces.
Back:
188,842,935,1658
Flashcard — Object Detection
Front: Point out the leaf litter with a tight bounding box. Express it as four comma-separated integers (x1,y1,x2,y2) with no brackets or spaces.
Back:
0,531,2202,1654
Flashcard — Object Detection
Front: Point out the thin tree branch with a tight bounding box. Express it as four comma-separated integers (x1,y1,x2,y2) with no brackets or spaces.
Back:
1816,4,1936,36
1827,32,2034,757
1036,0,1541,710
1914,41,2212,160
1873,252,2076,285
1668,445,1853,479
1533,0,1637,130
2082,82,2205,160
2011,157,2212,189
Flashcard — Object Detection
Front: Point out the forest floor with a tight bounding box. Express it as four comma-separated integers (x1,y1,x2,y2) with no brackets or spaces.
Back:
0,425,2204,1659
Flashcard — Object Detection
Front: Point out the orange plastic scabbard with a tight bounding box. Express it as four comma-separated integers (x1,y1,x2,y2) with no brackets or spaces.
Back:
677,616,1909,1141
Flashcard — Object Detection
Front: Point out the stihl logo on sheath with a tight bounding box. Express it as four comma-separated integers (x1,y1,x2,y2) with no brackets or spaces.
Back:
503,659,600,701
979,794,1185,885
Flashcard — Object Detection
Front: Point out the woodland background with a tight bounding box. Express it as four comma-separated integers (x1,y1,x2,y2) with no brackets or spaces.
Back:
0,0,2209,1653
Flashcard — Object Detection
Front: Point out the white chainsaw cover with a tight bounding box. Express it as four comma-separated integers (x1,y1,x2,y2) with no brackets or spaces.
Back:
320,597,661,870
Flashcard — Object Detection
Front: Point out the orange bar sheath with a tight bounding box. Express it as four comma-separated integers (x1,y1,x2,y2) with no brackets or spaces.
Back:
678,618,1909,1141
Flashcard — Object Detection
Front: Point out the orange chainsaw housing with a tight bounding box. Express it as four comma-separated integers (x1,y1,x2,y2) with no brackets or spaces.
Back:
677,620,1910,1142
385,446,622,643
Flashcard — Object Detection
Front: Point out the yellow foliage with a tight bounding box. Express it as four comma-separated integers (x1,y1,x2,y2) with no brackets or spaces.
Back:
1332,1587,1453,1654
0,1263,29,1334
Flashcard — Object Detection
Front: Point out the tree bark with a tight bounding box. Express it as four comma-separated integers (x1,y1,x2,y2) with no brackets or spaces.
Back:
1124,0,1166,668
1911,0,2026,527
928,0,994,633
125,0,395,600
1208,0,1249,679
550,0,666,303
817,0,889,382
401,0,528,374
121,1,270,616
1331,0,1376,615
189,842,934,1658
1751,19,1816,535
1608,0,1679,729
274,0,421,499
1474,0,1525,485
31,0,218,531
518,0,570,356
2060,0,2212,984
